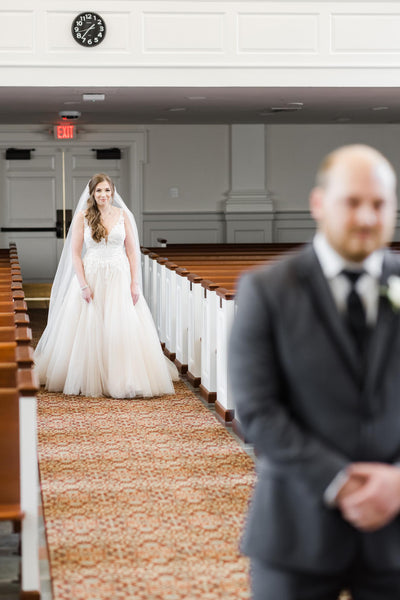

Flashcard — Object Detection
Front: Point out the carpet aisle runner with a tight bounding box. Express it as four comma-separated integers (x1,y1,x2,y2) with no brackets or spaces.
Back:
37,381,255,600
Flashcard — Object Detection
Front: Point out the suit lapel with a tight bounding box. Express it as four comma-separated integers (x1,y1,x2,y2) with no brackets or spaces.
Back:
364,252,400,396
297,245,362,381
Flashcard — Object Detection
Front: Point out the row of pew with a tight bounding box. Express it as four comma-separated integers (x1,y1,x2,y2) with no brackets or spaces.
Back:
0,243,41,599
141,242,300,432
143,241,400,434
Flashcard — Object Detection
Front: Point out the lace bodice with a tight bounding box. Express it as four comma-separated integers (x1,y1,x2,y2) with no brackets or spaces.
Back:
83,210,129,274
84,209,125,250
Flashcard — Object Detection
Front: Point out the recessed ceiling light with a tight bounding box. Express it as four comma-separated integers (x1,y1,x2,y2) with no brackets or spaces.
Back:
83,94,105,102
372,106,389,111
287,102,304,107
187,96,207,100
168,107,186,112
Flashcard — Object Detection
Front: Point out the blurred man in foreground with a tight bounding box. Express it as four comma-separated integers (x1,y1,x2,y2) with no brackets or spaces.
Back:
229,144,400,599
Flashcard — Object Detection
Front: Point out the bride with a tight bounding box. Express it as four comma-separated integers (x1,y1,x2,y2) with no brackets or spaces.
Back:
34,173,178,398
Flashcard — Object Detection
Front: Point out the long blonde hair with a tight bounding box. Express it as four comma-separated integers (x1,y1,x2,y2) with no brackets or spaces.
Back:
84,173,115,243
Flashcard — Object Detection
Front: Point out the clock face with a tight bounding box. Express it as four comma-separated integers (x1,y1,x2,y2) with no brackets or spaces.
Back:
71,12,106,47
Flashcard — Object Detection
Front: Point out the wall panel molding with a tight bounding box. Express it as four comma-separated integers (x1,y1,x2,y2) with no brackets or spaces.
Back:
273,211,315,243
142,12,225,53
331,13,400,54
144,210,400,246
4,2,400,86
46,11,131,53
143,209,316,245
142,211,225,246
237,12,319,54
0,10,34,53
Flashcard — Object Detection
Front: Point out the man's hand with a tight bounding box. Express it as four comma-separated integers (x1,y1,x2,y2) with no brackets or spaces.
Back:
335,472,365,503
337,463,400,532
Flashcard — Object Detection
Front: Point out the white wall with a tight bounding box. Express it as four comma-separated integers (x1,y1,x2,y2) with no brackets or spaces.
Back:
267,124,400,211
143,125,229,212
4,122,400,248
4,1,400,87
143,122,400,216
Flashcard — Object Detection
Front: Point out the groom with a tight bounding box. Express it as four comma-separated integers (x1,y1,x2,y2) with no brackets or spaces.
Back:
229,144,400,599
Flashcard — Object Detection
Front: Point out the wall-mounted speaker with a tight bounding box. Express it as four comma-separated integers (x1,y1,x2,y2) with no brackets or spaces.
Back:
93,148,121,160
6,148,34,160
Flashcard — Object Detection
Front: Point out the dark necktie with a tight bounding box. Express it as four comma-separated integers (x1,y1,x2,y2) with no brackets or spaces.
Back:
342,270,367,353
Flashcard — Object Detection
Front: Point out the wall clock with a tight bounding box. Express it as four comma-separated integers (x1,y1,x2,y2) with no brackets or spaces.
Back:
71,12,106,47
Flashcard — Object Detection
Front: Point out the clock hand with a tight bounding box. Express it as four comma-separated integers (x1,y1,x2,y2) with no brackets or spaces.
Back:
81,23,95,40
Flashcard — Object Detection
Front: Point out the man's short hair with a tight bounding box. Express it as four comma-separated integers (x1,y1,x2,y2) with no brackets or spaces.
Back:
315,144,397,190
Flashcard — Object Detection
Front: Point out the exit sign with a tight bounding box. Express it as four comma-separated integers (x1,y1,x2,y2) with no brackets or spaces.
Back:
53,124,76,140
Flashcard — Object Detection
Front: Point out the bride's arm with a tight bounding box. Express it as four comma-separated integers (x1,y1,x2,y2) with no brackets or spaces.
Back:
124,215,140,305
71,211,92,303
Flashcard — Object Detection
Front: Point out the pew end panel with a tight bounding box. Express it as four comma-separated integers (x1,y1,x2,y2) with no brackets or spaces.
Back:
0,389,21,518
199,282,220,404
0,243,41,599
175,269,190,374
163,262,179,361
155,257,169,343
19,395,40,599
186,274,203,388
215,289,236,423
0,312,30,328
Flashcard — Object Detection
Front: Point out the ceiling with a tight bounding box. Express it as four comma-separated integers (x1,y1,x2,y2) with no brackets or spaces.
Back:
1,86,400,125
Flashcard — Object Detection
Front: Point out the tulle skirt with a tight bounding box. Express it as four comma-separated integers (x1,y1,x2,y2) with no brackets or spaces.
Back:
34,256,178,398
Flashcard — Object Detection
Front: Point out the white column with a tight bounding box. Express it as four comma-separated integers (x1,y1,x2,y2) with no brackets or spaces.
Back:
225,124,273,243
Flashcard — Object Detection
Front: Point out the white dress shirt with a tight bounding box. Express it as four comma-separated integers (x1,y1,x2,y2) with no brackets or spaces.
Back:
313,232,384,326
312,233,385,505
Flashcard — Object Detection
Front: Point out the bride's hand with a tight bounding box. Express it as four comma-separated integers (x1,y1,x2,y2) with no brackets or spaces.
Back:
131,284,140,305
81,286,93,303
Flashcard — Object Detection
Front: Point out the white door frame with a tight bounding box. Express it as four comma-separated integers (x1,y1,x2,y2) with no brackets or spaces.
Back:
0,126,147,280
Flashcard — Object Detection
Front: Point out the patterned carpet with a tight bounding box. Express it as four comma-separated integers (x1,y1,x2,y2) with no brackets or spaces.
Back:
32,309,351,600
37,382,255,600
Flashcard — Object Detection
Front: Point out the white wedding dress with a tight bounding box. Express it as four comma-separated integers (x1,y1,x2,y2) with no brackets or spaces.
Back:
35,210,178,398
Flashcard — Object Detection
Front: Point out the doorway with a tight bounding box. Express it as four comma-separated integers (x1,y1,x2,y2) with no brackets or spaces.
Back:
0,145,127,283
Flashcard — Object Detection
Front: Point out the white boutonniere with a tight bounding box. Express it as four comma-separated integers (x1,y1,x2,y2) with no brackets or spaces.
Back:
382,275,400,312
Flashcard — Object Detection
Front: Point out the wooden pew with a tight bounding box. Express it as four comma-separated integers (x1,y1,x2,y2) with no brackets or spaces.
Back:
142,243,300,426
145,241,400,444
0,312,30,328
0,388,23,523
0,362,17,387
0,243,40,598
0,300,28,313
0,326,33,345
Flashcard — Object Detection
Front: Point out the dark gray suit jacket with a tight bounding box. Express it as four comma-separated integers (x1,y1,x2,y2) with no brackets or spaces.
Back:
229,244,400,573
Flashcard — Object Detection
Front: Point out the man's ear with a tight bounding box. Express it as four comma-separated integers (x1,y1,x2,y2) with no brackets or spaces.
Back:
309,186,324,222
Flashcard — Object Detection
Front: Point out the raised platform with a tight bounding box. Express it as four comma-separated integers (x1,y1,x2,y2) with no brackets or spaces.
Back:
22,285,51,310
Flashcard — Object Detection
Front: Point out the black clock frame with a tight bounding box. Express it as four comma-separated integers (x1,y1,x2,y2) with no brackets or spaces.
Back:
71,12,106,47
